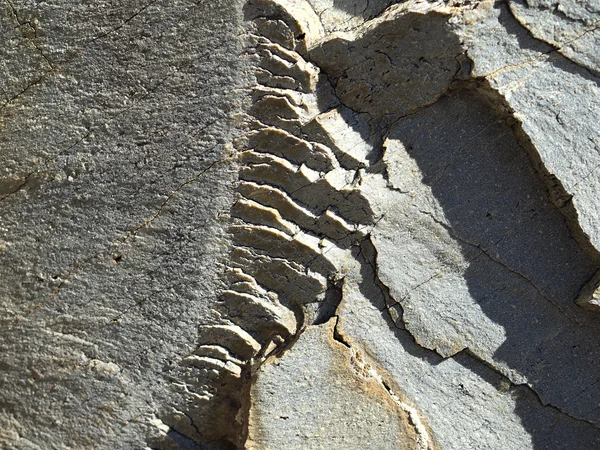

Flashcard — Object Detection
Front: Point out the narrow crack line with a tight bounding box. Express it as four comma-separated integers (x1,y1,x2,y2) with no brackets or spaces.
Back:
472,284,508,305
4,0,54,69
354,237,403,322
13,157,233,323
0,173,33,203
5,0,25,26
0,1,58,115
331,315,350,348
118,156,236,247
481,48,549,80
572,160,600,191
106,279,193,325
494,61,544,93
460,348,600,429
82,0,162,49
34,44,54,70
331,316,434,450
397,273,441,304
25,30,54,69
486,2,600,81
0,73,47,114
413,207,596,327
183,411,205,442
567,375,600,407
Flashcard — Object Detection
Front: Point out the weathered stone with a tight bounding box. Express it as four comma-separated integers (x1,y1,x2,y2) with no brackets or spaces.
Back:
457,0,600,279
509,0,600,74
247,319,422,449
3,0,600,448
310,2,463,118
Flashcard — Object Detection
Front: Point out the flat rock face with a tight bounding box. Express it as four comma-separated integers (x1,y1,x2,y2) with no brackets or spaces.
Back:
247,320,418,450
509,0,600,74
0,1,247,448
3,0,600,449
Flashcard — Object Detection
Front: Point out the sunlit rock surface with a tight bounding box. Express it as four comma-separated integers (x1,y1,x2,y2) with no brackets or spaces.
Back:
2,0,600,449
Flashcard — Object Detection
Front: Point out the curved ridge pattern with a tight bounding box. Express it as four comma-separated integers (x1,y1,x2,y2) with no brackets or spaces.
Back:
155,2,376,447
151,1,600,448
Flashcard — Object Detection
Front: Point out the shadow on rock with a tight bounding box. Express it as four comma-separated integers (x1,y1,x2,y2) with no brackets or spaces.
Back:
385,87,600,448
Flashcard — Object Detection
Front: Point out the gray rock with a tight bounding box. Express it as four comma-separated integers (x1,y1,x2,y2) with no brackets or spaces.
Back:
457,1,600,306
3,0,600,448
247,319,420,450
0,0,247,448
509,0,600,74
309,1,463,118
338,262,600,450
364,87,600,423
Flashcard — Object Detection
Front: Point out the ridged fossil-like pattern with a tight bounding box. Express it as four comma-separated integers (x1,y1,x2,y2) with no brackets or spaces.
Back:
164,2,375,447
205,10,372,388
148,1,600,448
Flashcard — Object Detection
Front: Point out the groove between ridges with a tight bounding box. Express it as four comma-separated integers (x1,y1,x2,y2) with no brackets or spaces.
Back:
158,3,375,447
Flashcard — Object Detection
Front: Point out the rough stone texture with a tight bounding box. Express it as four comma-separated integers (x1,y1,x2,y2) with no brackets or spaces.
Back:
458,1,600,308
0,1,247,448
509,0,600,74
247,319,420,450
309,2,464,118
3,0,600,449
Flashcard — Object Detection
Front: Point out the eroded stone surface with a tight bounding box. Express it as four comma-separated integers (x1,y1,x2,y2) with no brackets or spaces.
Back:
0,1,247,449
362,87,600,422
457,1,600,307
337,264,600,450
3,0,600,449
247,319,421,450
310,2,463,118
509,0,600,74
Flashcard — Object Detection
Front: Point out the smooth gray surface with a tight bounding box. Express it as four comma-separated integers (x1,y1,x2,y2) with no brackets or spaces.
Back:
458,1,600,258
366,88,600,422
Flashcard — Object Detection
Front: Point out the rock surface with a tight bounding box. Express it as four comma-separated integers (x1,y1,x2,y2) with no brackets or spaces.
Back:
247,319,422,450
2,0,600,449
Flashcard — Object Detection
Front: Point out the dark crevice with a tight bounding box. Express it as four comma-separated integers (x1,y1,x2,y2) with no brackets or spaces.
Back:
313,277,344,325
0,173,32,204
84,0,162,48
4,0,55,68
332,314,351,348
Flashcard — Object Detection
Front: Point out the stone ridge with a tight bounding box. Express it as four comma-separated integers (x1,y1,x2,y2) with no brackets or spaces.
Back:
158,1,377,446
149,0,600,448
